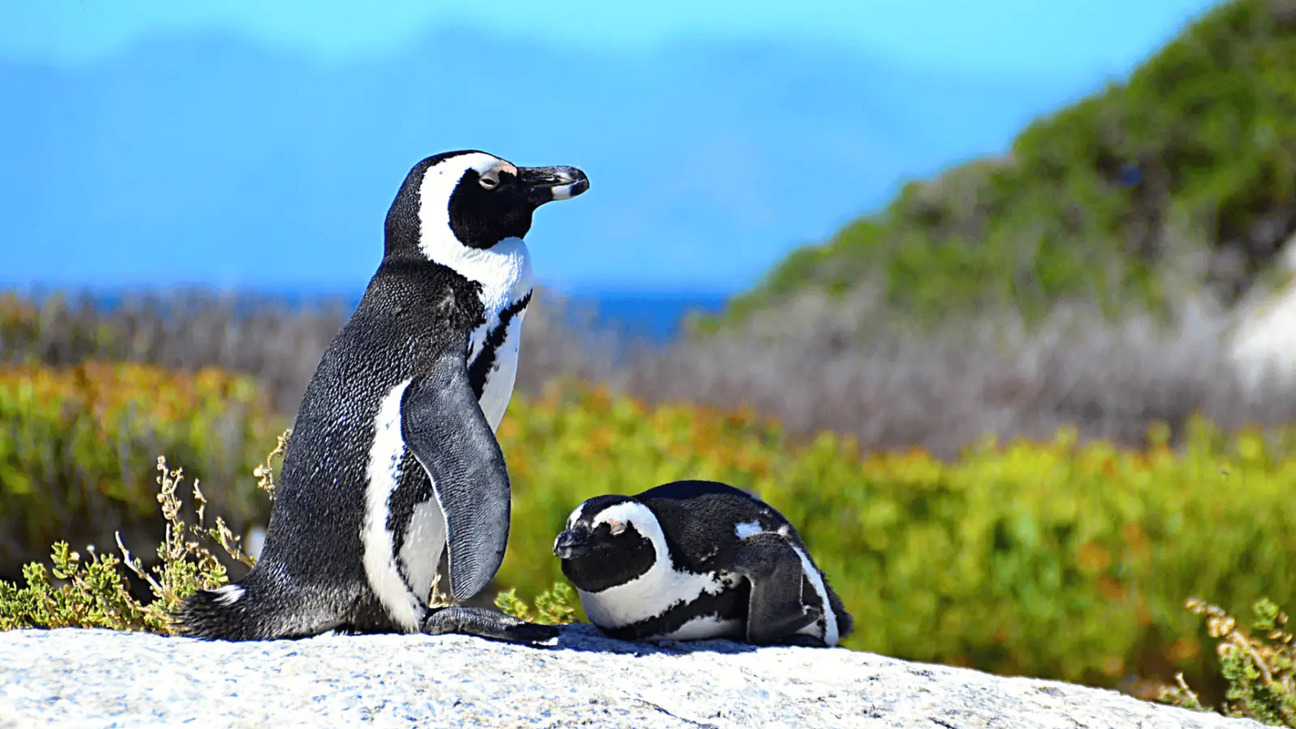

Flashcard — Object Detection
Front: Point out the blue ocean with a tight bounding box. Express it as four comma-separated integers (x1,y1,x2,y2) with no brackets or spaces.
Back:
32,287,731,345
564,291,729,342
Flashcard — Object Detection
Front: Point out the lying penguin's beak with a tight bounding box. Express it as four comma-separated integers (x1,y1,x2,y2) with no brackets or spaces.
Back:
553,529,594,559
519,165,590,205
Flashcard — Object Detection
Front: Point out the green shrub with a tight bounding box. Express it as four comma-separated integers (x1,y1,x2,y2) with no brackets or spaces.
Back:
495,384,1296,693
495,583,580,626
1163,598,1296,726
0,362,277,579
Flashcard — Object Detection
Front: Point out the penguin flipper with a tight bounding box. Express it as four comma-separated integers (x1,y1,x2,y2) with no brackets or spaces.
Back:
401,351,511,602
729,532,821,645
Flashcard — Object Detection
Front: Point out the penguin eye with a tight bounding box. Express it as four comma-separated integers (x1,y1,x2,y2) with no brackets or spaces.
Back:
479,174,499,190
608,520,627,536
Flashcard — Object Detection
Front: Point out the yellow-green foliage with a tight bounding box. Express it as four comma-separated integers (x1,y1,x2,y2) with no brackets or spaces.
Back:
494,582,580,626
0,362,276,575
1164,598,1296,727
0,458,255,633
496,384,1296,691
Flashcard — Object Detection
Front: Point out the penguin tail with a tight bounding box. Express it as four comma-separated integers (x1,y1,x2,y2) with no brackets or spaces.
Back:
175,569,312,641
835,607,856,642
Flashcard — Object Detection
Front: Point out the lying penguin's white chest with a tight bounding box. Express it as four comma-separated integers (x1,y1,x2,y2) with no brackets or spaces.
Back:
577,562,733,631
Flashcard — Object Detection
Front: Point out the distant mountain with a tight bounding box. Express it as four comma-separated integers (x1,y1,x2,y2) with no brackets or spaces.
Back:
717,0,1296,326
1,29,1089,293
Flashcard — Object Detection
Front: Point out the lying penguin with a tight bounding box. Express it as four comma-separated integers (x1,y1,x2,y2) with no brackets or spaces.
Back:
553,480,853,647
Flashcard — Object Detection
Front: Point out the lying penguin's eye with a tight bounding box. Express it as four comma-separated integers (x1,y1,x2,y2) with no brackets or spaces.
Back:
608,520,627,536
479,176,499,190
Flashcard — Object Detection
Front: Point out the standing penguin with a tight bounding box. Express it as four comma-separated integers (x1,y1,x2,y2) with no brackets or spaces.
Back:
554,480,853,647
178,151,589,642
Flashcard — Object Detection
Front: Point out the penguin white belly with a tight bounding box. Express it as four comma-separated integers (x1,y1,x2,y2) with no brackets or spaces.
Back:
362,378,426,630
460,236,533,433
577,561,729,630
661,615,744,640
476,306,526,432
398,499,447,605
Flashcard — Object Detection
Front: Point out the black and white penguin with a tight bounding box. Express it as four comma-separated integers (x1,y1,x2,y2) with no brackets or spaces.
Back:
177,150,589,642
553,480,853,647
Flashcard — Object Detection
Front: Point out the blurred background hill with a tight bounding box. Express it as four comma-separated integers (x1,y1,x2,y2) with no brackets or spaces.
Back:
4,0,1296,713
723,0,1296,326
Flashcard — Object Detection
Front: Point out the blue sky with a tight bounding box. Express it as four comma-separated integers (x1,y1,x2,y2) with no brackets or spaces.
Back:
7,0,1218,74
2,0,1224,295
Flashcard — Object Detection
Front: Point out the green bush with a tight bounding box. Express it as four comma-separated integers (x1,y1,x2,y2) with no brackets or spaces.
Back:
0,362,277,580
496,384,1296,694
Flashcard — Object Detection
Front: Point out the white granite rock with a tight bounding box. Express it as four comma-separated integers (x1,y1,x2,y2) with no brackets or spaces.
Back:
0,625,1264,729
1228,235,1296,390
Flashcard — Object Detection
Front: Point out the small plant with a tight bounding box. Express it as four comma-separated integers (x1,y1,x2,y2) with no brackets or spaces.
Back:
1161,598,1296,727
0,456,257,633
495,582,580,626
251,428,290,503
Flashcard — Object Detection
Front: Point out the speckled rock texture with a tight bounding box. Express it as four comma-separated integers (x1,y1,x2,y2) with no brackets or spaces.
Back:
0,625,1264,729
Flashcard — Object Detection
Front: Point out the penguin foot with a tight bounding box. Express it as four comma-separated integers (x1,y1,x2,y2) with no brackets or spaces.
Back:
775,633,830,648
420,606,559,645
747,604,822,645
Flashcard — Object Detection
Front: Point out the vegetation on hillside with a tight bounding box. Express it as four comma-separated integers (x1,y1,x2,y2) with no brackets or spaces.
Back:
719,0,1296,327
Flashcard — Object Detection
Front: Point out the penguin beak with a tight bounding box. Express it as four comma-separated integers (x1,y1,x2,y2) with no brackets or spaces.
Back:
553,528,594,559
519,165,589,206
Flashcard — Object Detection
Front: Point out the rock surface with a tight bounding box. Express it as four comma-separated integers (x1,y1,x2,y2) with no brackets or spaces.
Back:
0,626,1263,729
1228,235,1296,390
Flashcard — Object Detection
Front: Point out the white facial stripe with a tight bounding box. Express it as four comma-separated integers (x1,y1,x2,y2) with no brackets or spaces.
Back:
590,501,657,532
565,504,586,530
790,544,838,646
361,378,423,631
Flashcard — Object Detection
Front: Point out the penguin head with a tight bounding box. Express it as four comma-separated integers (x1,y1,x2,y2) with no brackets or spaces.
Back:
553,495,661,592
384,150,589,260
